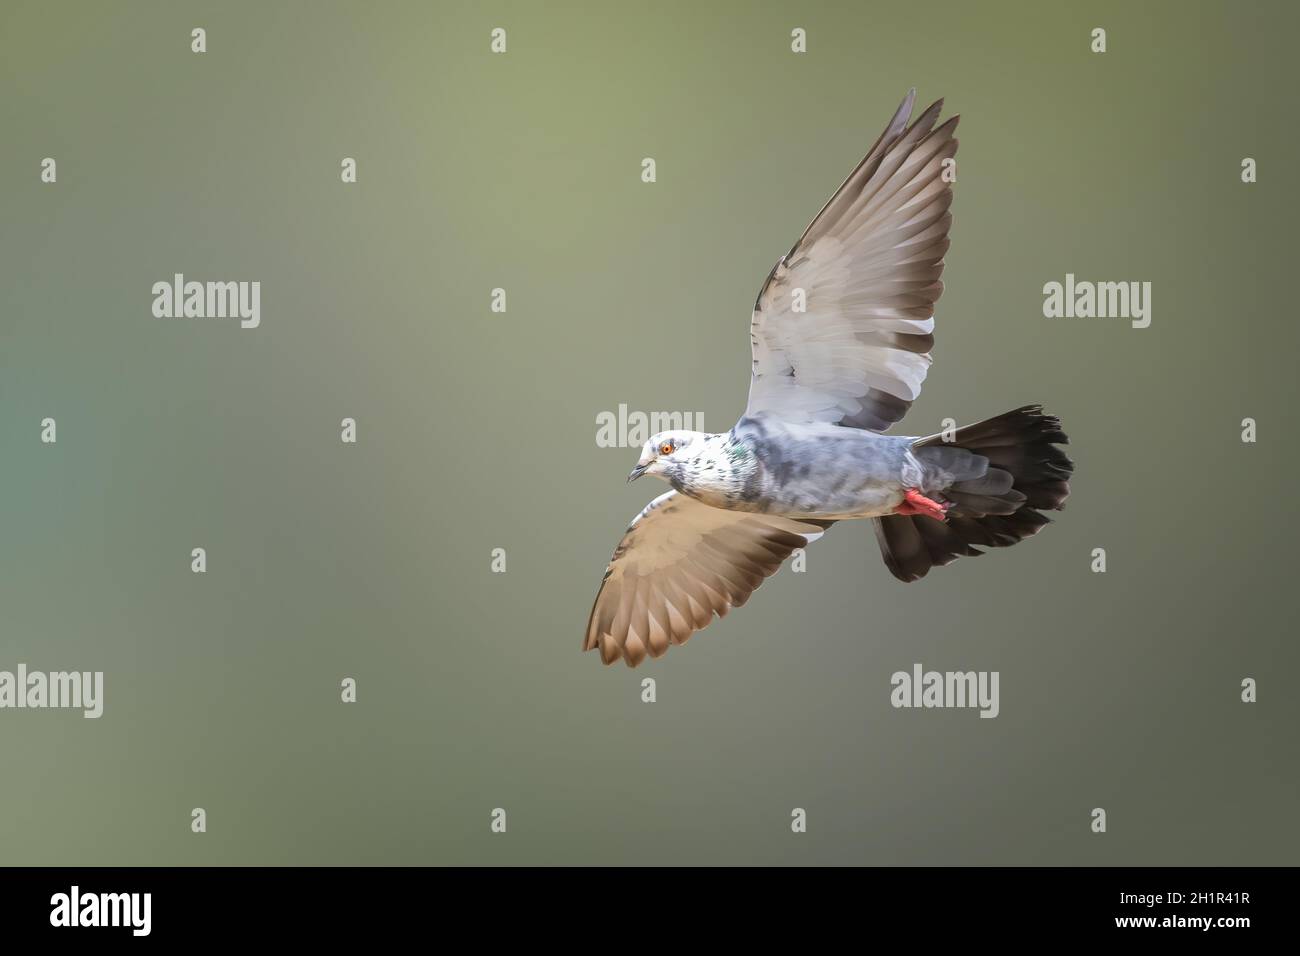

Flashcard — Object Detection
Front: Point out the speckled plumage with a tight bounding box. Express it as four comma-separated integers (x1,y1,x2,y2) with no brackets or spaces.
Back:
651,418,915,518
584,91,1074,668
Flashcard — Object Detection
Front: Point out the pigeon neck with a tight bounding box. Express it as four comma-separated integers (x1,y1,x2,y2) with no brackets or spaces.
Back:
667,432,761,508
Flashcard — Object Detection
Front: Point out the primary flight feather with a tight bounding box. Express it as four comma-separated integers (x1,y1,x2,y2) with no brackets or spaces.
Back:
584,90,1074,668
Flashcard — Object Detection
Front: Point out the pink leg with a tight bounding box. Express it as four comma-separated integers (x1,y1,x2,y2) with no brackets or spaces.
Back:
894,488,949,522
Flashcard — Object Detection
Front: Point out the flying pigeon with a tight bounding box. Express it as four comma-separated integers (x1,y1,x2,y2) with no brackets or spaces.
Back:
584,90,1073,668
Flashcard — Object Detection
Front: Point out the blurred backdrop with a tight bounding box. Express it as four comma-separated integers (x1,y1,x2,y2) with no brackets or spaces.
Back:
0,0,1295,865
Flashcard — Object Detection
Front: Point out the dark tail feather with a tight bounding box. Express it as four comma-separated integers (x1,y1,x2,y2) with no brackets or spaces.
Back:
875,405,1073,583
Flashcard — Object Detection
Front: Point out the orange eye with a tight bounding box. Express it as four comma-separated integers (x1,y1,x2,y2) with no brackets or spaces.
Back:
659,442,674,456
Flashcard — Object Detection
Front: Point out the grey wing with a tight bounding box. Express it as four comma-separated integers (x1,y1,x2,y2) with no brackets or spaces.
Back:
745,89,958,432
584,491,833,667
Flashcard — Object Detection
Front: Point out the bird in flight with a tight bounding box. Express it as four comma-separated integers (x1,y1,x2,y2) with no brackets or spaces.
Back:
584,90,1073,667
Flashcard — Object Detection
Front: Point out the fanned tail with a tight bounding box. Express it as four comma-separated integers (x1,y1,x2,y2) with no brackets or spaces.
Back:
875,405,1073,582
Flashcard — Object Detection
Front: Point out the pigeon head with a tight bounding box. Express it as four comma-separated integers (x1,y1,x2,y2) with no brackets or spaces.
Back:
627,430,706,483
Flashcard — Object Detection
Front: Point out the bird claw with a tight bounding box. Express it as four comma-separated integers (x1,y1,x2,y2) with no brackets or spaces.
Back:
895,488,949,522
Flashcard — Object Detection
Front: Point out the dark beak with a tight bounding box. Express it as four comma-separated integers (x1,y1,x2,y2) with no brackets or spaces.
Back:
627,463,648,483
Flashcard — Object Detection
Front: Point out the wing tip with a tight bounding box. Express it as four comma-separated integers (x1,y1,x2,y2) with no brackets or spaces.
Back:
889,88,917,134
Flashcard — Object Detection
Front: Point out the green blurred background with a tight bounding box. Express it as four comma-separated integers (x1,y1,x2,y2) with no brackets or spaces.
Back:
1,0,1295,865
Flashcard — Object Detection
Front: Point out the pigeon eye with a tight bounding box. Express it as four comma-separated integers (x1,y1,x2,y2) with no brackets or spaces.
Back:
659,442,674,456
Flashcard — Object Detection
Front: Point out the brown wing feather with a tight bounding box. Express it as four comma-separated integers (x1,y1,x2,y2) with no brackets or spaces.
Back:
584,492,832,667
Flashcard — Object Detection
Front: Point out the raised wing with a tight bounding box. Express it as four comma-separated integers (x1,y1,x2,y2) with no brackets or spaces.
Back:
745,90,958,432
584,492,832,667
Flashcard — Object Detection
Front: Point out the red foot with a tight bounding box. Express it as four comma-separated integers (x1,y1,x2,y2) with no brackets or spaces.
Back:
895,488,949,522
